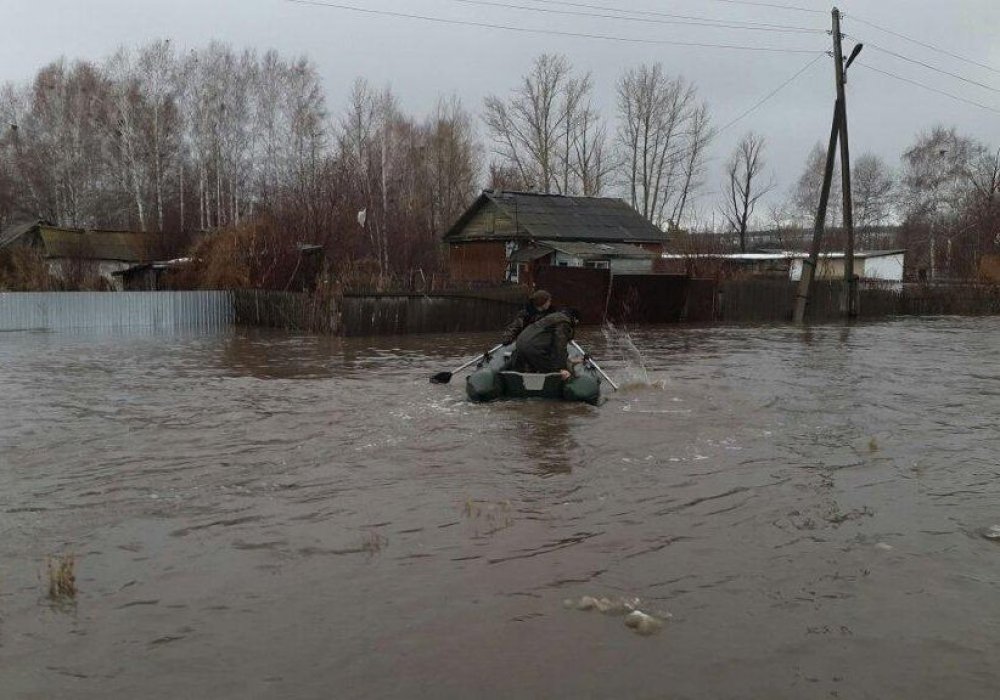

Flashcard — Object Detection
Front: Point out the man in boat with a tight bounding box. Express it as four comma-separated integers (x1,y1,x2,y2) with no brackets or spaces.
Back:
500,289,554,345
509,307,582,380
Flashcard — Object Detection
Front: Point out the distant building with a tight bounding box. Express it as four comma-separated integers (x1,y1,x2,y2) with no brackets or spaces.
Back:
661,249,906,285
443,190,670,284
0,220,156,289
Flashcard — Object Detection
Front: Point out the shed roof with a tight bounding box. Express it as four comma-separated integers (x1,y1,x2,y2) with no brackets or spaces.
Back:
661,250,906,261
444,190,668,244
0,219,45,248
0,221,154,262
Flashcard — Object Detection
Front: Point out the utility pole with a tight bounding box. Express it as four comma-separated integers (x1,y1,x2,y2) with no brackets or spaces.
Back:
832,8,858,317
793,101,841,323
793,7,862,323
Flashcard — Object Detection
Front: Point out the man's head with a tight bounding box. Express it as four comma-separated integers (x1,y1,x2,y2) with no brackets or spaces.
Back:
530,289,552,311
563,307,581,325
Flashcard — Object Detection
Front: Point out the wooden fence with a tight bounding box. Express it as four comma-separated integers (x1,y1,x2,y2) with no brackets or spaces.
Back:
339,291,522,336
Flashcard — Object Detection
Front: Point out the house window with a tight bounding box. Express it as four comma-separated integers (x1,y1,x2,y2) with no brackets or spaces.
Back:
584,261,609,269
557,261,569,267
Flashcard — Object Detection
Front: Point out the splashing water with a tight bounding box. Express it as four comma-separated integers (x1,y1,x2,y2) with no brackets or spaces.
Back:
601,321,656,388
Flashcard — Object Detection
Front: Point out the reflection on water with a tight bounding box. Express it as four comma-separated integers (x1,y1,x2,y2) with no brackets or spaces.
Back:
2,320,1000,699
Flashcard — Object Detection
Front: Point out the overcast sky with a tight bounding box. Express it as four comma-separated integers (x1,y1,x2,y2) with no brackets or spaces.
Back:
4,0,999,223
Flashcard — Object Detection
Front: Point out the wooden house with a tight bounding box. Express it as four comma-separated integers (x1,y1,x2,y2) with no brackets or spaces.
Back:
443,190,670,284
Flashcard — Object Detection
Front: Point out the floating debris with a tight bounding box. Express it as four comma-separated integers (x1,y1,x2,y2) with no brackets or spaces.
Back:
983,525,1000,541
874,542,894,551
564,595,666,636
868,437,879,453
565,595,640,615
47,553,77,603
624,610,664,636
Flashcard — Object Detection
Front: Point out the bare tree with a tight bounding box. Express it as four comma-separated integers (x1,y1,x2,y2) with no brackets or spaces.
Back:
792,141,840,228
483,54,599,195
671,101,713,227
721,132,772,253
616,64,709,229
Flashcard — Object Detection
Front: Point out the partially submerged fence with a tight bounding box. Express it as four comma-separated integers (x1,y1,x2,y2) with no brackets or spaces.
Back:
717,279,1000,322
0,291,233,332
3,281,998,335
233,289,338,334
339,291,521,336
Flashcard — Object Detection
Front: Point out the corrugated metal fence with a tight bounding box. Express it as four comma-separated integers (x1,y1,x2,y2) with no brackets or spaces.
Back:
0,291,234,331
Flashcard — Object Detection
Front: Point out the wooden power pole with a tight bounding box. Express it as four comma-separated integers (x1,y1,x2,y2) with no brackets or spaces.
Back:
793,7,862,323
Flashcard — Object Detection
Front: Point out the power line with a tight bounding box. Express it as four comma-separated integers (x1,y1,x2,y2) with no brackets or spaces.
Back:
284,0,826,54
856,61,1000,116
717,52,825,134
846,13,1000,77
696,0,825,15
514,0,825,31
445,0,826,34
859,41,1000,96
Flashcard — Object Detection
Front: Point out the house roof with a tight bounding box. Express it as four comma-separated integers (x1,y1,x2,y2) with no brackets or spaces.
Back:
0,222,154,262
444,190,668,244
510,240,656,263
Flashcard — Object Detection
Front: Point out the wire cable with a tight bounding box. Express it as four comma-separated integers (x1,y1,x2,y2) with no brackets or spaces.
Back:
697,0,825,15
511,0,826,31
856,61,1000,116
859,41,1000,96
846,13,1000,77
284,0,826,54
445,0,826,34
717,52,825,134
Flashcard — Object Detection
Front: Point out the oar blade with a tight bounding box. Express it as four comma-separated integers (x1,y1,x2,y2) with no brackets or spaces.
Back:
429,371,453,385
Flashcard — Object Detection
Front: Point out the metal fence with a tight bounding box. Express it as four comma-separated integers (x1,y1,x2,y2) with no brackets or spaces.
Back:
0,291,234,332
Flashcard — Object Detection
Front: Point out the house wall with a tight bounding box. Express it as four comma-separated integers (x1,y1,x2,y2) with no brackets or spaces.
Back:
448,242,508,282
863,254,904,282
610,258,654,274
455,202,521,240
47,259,132,290
789,255,904,283
789,258,846,281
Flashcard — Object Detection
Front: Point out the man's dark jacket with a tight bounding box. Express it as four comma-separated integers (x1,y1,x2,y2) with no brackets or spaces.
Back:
510,311,574,373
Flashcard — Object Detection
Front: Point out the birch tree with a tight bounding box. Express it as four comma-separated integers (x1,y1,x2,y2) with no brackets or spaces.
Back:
483,54,599,195
615,64,709,229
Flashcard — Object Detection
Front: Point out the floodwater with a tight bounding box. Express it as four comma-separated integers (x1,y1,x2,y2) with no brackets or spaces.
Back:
1,319,999,699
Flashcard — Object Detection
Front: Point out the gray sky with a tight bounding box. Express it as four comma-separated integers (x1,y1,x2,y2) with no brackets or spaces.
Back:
4,0,1000,223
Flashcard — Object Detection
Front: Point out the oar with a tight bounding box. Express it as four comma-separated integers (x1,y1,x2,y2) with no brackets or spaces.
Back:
571,340,619,391
430,344,504,385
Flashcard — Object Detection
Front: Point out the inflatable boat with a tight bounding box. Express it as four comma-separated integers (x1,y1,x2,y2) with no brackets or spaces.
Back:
466,343,602,404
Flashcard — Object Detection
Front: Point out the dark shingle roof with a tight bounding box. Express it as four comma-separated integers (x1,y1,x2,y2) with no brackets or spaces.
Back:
444,190,668,244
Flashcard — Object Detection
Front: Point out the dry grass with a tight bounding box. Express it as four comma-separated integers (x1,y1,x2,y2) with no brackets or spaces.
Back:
47,554,77,603
0,247,56,291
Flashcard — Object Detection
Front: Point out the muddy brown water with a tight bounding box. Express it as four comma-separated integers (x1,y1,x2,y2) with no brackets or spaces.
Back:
1,319,999,699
